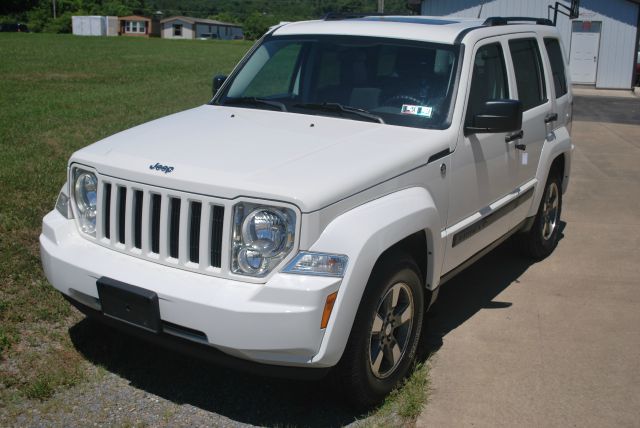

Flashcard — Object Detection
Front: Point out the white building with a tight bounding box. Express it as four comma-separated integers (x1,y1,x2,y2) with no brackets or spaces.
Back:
421,0,640,89
160,16,243,40
72,16,118,37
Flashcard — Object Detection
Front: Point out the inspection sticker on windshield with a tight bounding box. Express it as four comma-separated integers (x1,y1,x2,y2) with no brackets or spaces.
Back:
401,104,433,118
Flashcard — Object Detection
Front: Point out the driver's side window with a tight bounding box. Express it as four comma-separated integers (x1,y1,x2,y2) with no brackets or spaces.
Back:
465,43,509,128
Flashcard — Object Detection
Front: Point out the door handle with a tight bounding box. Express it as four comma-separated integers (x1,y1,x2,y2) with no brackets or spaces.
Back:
505,130,524,143
545,113,558,123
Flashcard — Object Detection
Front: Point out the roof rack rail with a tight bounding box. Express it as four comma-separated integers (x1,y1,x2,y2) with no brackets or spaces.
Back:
483,16,554,26
322,12,388,21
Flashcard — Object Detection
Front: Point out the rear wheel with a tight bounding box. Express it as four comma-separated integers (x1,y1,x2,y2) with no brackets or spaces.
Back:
337,253,424,408
518,168,563,259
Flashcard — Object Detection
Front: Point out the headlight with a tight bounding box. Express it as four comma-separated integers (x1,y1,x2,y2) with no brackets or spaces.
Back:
72,168,97,236
232,203,296,277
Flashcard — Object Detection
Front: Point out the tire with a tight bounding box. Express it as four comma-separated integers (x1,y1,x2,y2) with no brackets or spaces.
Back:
337,253,424,408
518,168,563,260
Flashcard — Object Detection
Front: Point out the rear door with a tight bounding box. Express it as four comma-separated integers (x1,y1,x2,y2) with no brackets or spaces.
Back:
544,37,572,135
504,35,554,228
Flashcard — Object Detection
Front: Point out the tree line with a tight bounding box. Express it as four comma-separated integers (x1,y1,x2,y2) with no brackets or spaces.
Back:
0,0,416,39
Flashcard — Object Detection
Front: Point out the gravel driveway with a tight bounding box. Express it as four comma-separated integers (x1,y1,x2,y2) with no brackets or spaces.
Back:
7,319,367,427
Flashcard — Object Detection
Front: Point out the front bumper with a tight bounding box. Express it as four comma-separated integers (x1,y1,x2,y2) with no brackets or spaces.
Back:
40,209,341,368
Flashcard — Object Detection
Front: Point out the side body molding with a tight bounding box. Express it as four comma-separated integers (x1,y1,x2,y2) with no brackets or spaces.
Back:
308,187,443,366
528,126,573,218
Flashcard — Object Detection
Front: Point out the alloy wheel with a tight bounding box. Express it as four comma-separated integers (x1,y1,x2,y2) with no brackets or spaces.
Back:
369,282,414,379
542,181,560,241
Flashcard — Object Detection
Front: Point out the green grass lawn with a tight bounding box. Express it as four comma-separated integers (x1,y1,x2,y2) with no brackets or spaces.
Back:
0,31,252,405
0,33,427,425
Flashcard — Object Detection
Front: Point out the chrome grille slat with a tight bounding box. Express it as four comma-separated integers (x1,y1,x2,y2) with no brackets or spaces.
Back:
140,189,151,254
178,197,190,264
124,186,134,250
198,203,212,269
108,185,117,246
96,176,227,276
159,194,170,260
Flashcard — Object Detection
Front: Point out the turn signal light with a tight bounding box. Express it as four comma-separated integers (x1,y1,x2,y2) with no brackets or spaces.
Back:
321,291,338,329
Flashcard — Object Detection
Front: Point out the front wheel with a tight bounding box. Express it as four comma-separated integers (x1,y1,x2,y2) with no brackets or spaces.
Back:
337,254,424,408
517,169,563,259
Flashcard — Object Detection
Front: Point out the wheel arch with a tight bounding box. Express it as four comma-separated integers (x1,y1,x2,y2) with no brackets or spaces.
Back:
308,187,444,367
373,230,430,290
551,152,569,193
528,129,573,218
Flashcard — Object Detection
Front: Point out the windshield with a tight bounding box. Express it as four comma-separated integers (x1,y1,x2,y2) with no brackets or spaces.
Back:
214,35,460,129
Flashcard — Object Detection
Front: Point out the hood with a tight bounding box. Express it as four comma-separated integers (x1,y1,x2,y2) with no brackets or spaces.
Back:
71,105,452,212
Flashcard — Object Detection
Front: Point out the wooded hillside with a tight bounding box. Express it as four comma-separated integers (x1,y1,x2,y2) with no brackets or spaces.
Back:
1,0,416,39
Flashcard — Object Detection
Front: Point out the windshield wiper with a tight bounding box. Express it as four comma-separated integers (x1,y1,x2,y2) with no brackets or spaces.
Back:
223,97,287,112
294,102,385,124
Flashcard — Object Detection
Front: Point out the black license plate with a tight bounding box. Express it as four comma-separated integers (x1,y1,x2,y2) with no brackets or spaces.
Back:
97,277,161,333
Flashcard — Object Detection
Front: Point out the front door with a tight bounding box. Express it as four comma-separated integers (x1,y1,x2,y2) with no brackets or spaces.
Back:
443,37,517,274
569,21,601,84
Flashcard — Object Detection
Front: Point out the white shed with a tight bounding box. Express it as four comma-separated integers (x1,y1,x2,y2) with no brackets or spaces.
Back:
72,16,118,37
421,0,640,89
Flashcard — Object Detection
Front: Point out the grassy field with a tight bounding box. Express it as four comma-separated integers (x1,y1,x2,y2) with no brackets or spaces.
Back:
0,31,252,408
0,33,427,425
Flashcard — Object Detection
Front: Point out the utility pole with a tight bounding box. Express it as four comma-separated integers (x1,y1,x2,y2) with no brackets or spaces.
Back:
378,0,384,14
52,0,57,19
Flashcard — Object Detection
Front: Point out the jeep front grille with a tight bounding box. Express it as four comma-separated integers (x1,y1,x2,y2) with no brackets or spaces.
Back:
95,178,227,274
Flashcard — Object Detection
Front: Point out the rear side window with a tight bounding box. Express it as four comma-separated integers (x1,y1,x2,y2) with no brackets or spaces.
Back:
508,38,547,111
544,38,568,98
465,43,509,127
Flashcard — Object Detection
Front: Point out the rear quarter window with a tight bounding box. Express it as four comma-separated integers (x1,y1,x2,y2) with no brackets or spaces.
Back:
544,38,568,98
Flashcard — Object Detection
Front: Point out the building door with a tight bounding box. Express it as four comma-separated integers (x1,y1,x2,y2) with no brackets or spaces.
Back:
569,21,602,84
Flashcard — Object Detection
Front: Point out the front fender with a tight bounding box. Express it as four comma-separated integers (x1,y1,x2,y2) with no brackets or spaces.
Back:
308,187,443,366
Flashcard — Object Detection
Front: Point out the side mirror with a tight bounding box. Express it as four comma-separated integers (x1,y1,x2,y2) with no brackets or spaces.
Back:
212,75,227,96
465,99,522,135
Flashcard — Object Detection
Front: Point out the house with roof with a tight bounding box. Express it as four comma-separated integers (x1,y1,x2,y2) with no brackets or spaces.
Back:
160,16,243,40
118,15,161,37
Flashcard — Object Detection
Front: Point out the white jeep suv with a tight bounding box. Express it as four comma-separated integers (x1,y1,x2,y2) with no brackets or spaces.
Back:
40,15,573,406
